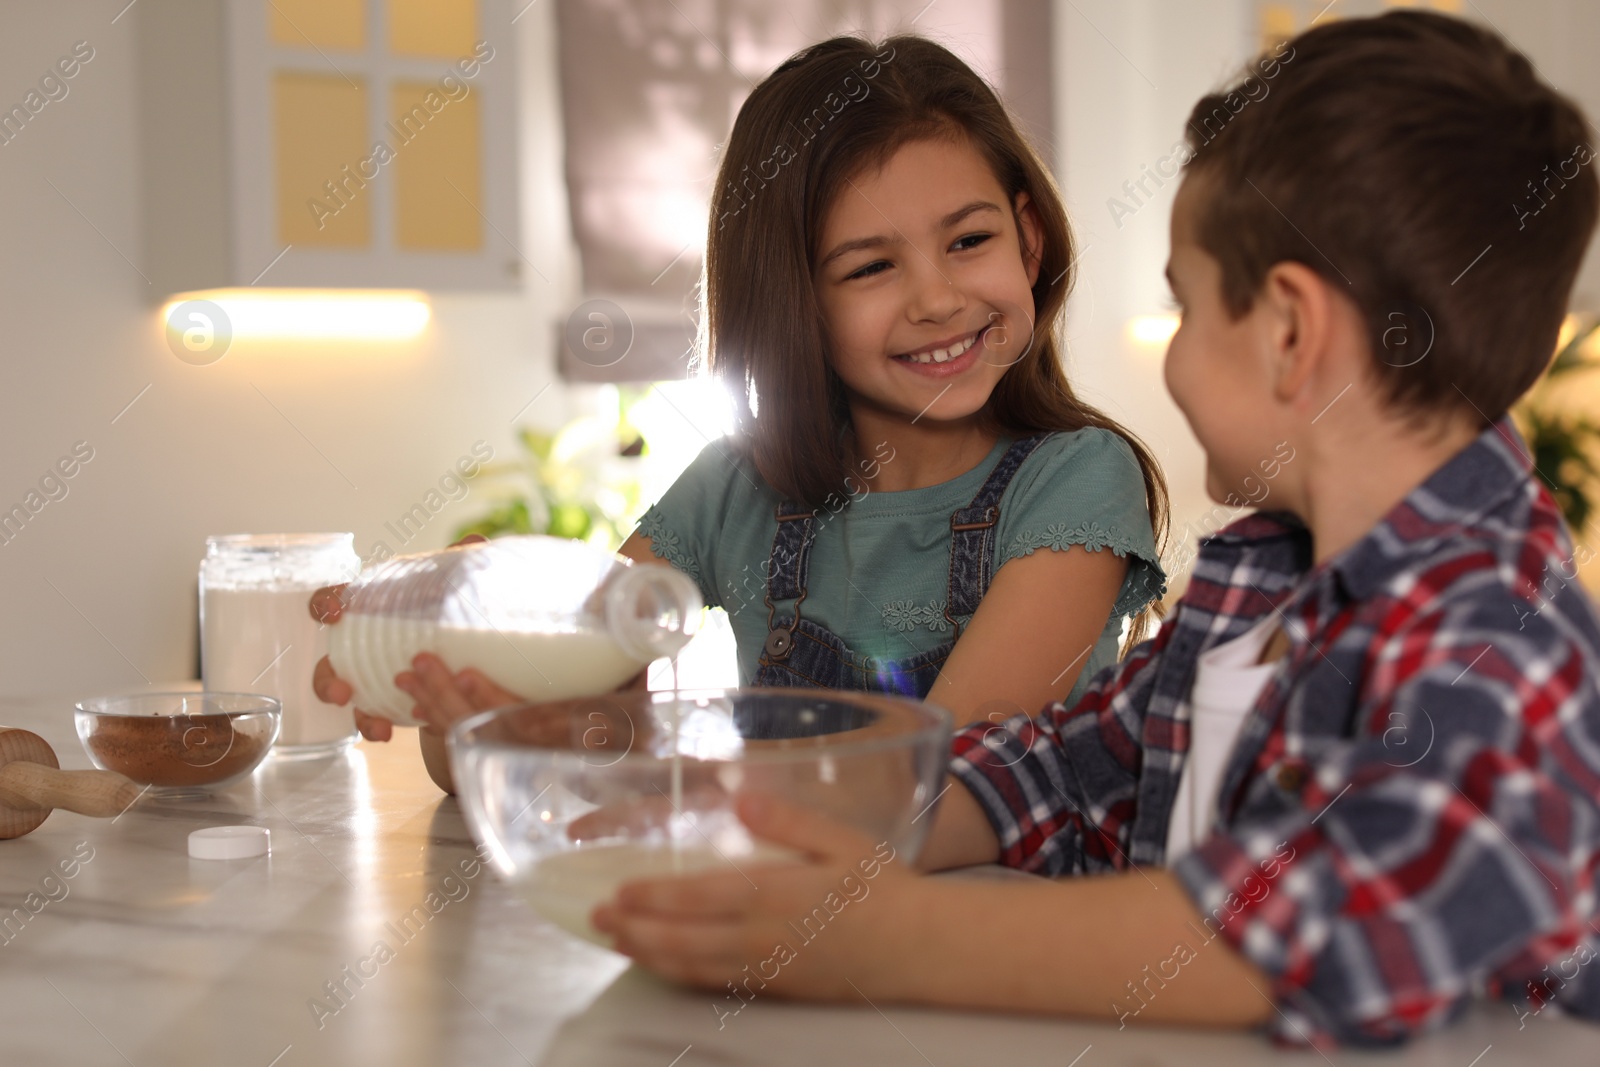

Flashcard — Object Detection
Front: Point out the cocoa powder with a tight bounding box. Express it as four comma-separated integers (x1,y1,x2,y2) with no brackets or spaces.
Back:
86,713,271,788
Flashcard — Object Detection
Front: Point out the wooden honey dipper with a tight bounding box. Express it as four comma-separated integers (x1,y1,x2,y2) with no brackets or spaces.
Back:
0,727,144,840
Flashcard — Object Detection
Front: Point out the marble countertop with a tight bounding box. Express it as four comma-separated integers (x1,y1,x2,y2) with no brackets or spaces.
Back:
1,693,1593,1066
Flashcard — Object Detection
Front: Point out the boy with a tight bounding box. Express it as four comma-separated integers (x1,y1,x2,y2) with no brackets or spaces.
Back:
592,10,1600,1048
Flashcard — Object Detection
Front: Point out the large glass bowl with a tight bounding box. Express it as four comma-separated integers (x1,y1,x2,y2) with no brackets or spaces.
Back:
450,688,953,945
75,692,282,799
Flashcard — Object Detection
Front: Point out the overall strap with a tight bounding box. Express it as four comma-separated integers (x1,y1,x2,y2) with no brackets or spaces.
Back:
761,502,817,659
766,503,817,603
946,434,1053,627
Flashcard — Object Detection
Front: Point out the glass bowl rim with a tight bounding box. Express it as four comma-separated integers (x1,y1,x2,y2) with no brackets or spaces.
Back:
449,686,953,767
74,692,284,718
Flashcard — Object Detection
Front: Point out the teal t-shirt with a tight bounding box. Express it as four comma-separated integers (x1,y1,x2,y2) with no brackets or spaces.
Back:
635,428,1167,709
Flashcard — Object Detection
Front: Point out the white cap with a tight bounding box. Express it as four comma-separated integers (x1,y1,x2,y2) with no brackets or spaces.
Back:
188,825,271,860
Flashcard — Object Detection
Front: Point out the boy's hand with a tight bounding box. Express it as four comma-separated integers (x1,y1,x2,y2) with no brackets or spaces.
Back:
591,794,917,1000
593,796,1278,1028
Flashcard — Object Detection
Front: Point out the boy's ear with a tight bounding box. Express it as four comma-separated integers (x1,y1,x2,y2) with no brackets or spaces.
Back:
1013,191,1044,287
1259,260,1335,407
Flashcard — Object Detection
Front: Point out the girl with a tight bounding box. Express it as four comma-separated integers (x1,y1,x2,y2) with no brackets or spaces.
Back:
316,32,1168,740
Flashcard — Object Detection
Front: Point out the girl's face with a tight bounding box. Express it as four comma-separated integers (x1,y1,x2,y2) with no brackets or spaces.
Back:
812,135,1043,428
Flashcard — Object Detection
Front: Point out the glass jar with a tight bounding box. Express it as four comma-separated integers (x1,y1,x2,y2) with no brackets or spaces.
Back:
200,533,361,757
327,535,702,724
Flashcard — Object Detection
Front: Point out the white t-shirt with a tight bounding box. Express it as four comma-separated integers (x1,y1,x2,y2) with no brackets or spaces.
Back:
1164,615,1282,861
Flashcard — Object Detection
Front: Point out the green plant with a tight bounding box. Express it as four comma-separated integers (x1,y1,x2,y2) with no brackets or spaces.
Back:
1513,318,1600,535
453,386,650,549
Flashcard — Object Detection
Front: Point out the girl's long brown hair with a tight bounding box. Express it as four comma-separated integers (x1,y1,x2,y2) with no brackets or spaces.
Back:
699,33,1169,647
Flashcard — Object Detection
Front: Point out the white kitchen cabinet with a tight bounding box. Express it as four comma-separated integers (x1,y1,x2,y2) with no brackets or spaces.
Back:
139,0,521,295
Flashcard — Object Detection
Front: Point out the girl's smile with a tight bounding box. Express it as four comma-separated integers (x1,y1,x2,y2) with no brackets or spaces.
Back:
891,322,994,375
812,133,1043,428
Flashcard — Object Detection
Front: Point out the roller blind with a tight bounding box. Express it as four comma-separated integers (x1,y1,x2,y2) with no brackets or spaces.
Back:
552,0,1054,382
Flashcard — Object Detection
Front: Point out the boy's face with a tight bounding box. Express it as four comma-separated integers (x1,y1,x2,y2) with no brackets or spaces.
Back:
1163,176,1290,507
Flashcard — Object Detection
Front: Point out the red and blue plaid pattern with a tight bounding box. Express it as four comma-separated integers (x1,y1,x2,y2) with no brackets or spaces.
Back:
950,416,1600,1047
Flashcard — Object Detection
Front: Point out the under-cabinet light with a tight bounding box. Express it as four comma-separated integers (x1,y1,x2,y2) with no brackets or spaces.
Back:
161,289,431,342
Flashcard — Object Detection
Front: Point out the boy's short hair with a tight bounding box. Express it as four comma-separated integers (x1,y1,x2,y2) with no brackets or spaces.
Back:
1182,11,1598,424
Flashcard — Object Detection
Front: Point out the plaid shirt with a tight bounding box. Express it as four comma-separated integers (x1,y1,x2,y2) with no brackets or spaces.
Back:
950,417,1600,1047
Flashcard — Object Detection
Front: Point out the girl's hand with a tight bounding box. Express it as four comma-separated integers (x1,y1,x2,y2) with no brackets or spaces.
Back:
591,793,917,1001
389,650,647,736
309,587,429,741
394,654,526,733
400,659,525,797
308,534,491,743
309,586,400,741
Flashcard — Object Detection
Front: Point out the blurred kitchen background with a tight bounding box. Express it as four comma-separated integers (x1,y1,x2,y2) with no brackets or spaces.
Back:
1,0,1597,697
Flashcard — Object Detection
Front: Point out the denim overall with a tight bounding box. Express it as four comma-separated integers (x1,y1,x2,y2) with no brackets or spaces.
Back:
752,434,1051,705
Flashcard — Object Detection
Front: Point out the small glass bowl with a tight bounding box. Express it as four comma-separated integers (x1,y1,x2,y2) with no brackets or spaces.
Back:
450,688,952,946
75,692,282,799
